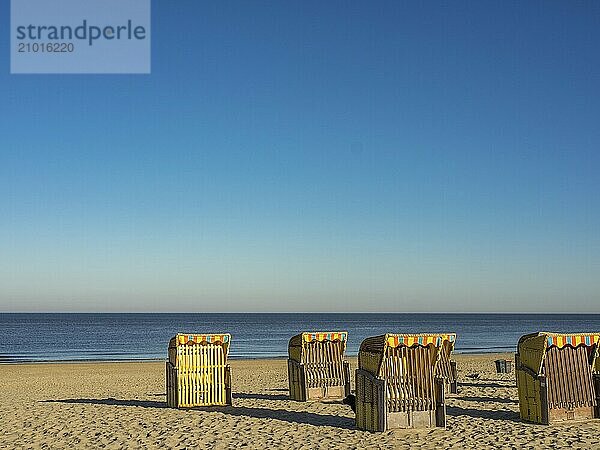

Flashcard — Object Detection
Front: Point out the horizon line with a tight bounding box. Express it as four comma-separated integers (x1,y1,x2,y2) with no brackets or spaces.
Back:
2,311,599,315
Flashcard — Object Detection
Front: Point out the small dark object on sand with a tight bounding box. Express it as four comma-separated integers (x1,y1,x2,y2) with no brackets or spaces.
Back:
466,373,480,380
343,394,356,413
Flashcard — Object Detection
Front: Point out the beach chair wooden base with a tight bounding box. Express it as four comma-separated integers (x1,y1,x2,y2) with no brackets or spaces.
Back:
548,406,596,423
288,359,350,401
355,369,446,431
595,374,600,419
448,360,458,395
448,380,458,395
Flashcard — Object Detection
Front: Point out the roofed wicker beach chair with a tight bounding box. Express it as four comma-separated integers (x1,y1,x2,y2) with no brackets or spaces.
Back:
166,333,232,408
516,332,600,424
356,333,457,431
288,331,350,401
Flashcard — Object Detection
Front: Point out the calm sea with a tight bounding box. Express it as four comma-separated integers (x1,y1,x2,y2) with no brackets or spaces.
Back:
1,313,599,363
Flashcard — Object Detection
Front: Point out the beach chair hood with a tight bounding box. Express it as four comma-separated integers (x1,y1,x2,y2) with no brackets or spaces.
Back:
358,333,456,378
288,331,348,363
517,332,600,376
168,333,231,364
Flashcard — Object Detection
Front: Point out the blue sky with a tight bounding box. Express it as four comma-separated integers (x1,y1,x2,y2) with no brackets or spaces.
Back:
1,1,599,312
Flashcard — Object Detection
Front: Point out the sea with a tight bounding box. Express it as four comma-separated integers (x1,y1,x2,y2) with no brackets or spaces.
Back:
1,313,599,363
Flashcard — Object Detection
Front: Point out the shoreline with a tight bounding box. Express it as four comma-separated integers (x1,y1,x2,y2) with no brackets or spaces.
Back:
0,350,515,365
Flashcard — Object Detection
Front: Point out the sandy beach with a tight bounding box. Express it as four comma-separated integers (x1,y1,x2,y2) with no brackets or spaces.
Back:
1,353,599,449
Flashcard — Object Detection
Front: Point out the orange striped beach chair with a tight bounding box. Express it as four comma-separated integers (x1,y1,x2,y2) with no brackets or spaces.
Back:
516,332,600,424
166,333,232,408
356,333,456,431
287,331,350,401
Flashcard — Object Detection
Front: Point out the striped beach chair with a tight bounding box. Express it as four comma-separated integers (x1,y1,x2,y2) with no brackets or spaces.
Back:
436,338,458,394
287,331,350,401
355,333,456,431
166,333,232,408
516,332,600,424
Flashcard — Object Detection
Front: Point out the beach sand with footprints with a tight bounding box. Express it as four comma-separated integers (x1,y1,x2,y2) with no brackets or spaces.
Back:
1,353,599,449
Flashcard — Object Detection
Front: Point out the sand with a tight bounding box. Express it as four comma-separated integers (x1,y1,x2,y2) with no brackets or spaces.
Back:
1,353,599,449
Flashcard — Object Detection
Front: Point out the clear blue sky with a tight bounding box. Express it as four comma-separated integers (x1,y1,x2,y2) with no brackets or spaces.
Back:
1,1,599,312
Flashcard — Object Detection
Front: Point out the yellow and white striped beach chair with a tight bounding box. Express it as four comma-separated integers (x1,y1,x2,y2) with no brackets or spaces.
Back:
166,333,232,408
